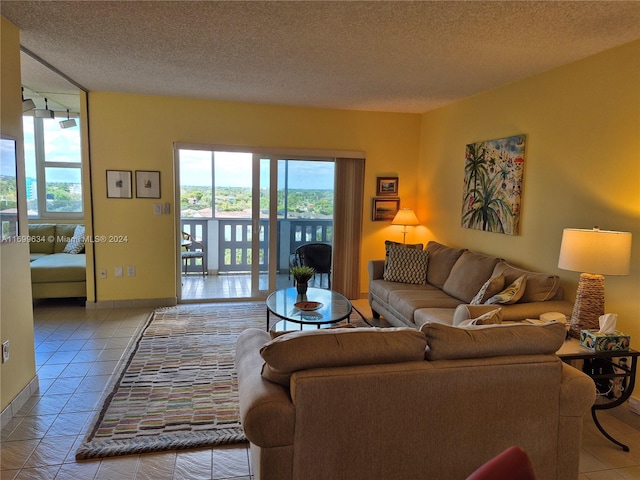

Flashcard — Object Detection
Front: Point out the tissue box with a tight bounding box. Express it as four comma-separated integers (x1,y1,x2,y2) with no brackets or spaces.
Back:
579,329,630,352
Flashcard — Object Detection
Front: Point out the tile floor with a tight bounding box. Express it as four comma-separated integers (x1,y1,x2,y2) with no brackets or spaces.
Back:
1,299,640,479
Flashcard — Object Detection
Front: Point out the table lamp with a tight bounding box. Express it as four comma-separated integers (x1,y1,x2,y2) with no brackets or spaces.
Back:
392,208,419,243
558,227,632,337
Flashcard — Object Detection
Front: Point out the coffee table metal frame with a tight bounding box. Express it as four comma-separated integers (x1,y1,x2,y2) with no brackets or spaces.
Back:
265,287,352,331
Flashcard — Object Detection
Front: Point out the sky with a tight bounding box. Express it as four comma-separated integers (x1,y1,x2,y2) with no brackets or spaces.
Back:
23,117,81,181
179,150,335,189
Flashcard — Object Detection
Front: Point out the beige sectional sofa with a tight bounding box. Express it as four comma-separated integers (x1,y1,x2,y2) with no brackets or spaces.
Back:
236,322,595,480
369,240,574,328
29,224,87,300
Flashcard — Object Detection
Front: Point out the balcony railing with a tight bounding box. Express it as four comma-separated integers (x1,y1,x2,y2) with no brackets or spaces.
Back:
181,218,332,275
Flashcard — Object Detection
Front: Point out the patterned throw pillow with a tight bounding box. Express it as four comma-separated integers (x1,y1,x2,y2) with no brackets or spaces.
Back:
485,275,527,305
383,245,429,284
456,308,503,326
63,225,86,254
470,275,505,305
384,240,423,273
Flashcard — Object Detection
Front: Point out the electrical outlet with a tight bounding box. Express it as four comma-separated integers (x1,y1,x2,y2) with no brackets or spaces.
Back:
114,266,123,278
153,203,162,215
2,341,9,363
127,265,136,277
99,268,107,279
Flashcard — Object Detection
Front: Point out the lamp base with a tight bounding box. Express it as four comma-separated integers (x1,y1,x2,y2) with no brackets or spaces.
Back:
568,273,605,338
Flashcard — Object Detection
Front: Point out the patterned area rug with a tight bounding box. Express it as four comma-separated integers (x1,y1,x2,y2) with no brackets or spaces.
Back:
76,301,369,459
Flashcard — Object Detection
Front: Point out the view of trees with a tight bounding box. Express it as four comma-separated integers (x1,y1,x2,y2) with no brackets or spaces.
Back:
181,186,333,218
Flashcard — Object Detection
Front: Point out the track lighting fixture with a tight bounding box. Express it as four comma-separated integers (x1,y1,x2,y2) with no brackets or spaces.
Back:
22,87,35,112
34,98,55,119
59,109,77,129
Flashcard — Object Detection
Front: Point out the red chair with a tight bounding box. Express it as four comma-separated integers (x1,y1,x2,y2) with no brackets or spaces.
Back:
466,446,536,480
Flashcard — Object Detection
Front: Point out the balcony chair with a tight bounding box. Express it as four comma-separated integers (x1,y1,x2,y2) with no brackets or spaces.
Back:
292,242,332,289
181,231,206,277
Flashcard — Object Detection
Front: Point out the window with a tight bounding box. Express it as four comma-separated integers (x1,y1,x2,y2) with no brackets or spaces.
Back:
23,116,83,217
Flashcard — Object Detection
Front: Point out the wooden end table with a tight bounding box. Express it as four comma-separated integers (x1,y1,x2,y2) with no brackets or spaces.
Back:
557,337,639,451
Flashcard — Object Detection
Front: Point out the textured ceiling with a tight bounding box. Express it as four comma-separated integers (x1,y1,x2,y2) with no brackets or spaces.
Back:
3,1,640,114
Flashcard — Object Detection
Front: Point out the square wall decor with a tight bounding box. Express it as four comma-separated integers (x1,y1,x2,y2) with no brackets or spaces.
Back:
461,134,526,235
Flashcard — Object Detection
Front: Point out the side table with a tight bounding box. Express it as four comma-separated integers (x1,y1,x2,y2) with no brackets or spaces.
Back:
557,337,639,451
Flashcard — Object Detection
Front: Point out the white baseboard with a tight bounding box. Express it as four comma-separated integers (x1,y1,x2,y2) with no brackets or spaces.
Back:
628,396,640,415
86,297,177,309
0,375,39,430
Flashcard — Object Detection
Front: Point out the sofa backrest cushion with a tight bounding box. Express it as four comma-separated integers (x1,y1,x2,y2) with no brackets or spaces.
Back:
424,241,466,289
421,321,566,361
492,261,560,302
28,224,55,254
54,224,79,253
442,251,501,302
260,327,427,386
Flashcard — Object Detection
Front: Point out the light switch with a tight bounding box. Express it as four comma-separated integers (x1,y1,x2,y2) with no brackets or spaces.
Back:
153,203,162,215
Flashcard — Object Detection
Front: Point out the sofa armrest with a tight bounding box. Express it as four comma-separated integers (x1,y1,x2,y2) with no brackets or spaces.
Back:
368,259,385,281
236,328,295,448
559,363,596,417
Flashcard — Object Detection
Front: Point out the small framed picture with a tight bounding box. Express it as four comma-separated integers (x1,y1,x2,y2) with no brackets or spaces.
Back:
376,176,399,196
106,170,132,198
135,170,161,198
372,197,400,221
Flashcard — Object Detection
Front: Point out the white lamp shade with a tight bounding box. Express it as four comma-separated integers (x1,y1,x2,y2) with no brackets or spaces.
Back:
558,228,632,275
392,208,419,226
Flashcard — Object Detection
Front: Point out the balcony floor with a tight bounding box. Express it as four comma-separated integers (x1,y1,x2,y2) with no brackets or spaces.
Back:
180,272,330,302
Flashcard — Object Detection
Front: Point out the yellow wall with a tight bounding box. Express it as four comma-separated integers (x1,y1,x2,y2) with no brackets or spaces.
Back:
88,94,421,301
0,17,37,411
419,40,640,349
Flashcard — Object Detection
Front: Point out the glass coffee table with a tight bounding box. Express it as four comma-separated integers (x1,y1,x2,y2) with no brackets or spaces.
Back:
265,287,353,332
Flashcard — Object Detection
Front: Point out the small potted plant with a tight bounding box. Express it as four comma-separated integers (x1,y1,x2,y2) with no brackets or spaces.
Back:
290,265,315,295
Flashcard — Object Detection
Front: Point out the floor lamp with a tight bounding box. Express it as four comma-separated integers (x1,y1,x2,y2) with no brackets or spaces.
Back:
558,227,632,338
392,208,419,244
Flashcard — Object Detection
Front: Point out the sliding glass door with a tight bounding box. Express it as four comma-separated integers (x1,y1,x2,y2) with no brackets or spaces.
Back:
177,146,336,302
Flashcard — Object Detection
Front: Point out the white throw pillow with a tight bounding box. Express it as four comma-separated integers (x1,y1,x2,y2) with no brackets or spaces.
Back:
63,225,85,254
485,275,527,305
470,275,505,305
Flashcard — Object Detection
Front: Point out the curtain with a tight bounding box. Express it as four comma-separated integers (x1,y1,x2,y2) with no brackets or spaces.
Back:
332,157,365,299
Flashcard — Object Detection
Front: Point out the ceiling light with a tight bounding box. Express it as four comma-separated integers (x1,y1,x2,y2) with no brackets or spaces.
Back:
22,87,35,112
34,98,55,119
59,110,77,129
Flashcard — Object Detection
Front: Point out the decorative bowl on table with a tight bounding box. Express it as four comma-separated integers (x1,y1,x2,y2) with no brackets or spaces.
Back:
294,301,323,311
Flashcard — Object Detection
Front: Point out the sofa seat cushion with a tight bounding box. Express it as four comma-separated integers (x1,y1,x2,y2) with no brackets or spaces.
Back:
30,253,86,283
388,288,463,324
492,261,560,303
414,308,457,327
442,251,501,302
260,327,427,386
421,321,566,361
29,253,48,262
369,279,430,304
424,241,466,289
